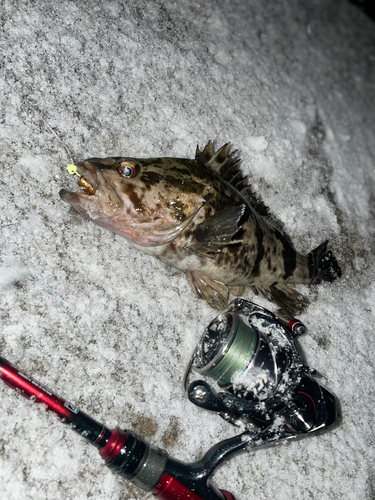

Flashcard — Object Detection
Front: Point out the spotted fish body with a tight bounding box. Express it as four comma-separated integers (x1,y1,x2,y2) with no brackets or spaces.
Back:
60,142,341,313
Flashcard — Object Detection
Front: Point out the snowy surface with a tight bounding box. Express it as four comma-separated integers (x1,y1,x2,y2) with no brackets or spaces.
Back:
1,1,375,499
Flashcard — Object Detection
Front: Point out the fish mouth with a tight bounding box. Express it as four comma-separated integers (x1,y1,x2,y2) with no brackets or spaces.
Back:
59,160,124,217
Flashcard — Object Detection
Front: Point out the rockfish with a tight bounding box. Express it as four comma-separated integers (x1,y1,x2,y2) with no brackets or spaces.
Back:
59,141,341,313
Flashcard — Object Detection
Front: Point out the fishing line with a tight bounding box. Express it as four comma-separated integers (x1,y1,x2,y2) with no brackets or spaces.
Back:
22,98,76,165
2,78,76,164
1,85,187,394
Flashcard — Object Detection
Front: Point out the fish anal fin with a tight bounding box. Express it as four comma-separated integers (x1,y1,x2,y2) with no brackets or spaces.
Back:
270,283,309,315
189,205,245,254
187,271,229,310
251,283,309,315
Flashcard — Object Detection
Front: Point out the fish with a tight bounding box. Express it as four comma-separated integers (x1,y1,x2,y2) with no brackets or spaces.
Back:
59,141,341,313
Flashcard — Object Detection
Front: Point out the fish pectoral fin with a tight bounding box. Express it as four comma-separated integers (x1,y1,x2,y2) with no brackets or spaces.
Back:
187,271,229,310
189,205,246,255
253,283,309,315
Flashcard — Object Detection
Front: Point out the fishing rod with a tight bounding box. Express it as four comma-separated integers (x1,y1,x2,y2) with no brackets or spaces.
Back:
0,355,237,500
0,299,339,499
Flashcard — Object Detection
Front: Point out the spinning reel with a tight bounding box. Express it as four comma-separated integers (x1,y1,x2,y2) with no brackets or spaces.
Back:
184,299,338,446
1,299,338,499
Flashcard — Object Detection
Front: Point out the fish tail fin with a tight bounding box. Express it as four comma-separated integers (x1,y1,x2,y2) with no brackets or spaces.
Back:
308,240,342,283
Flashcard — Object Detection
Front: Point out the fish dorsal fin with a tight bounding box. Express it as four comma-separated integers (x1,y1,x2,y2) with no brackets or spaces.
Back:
195,140,233,172
195,140,270,217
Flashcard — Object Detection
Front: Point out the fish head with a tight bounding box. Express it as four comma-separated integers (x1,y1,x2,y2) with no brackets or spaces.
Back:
59,156,207,246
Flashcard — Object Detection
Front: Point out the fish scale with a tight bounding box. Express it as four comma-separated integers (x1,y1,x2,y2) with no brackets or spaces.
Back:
60,141,341,314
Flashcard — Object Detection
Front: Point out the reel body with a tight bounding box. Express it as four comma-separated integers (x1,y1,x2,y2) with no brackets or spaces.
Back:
185,299,337,446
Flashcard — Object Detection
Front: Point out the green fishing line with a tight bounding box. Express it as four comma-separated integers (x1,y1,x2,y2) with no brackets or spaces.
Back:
207,319,258,385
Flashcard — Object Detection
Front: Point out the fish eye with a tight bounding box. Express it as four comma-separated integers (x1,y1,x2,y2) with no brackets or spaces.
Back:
118,161,138,178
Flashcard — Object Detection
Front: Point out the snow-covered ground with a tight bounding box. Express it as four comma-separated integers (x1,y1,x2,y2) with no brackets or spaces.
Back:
1,1,374,499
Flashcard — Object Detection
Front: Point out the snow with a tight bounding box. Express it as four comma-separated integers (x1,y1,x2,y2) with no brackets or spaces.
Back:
1,0,375,499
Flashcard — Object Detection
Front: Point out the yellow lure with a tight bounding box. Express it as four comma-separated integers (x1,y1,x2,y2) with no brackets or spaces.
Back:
66,164,81,177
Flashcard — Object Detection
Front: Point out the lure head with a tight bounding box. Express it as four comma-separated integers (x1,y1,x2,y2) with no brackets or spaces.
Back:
59,157,209,247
